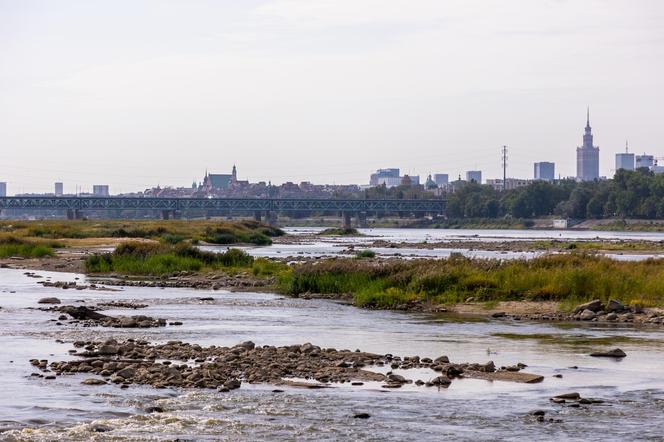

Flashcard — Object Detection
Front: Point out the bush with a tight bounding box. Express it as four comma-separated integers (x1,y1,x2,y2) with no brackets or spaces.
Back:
355,250,376,259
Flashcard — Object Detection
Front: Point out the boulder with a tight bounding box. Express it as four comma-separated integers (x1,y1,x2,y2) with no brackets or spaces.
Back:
573,299,603,314
434,355,450,364
82,378,107,385
38,297,61,304
579,309,596,321
552,392,580,400
589,348,626,358
606,299,625,313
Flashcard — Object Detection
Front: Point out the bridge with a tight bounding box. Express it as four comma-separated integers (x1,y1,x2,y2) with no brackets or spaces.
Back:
0,196,446,227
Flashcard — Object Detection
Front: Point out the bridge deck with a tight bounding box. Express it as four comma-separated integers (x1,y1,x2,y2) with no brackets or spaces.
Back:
0,197,445,213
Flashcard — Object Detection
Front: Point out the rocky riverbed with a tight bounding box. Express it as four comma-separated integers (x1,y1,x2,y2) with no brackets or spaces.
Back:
38,339,543,391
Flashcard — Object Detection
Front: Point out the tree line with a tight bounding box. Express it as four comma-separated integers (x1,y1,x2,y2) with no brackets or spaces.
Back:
446,169,664,219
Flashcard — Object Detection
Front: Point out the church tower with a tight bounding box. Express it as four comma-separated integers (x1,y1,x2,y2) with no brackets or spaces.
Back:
576,107,600,181
231,165,237,182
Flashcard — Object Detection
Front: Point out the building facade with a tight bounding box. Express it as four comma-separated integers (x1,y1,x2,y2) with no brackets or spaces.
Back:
466,170,482,184
615,153,635,171
486,178,532,191
0,182,6,197
54,182,63,196
433,173,449,186
576,109,600,181
636,154,654,169
534,162,555,181
369,168,400,186
92,185,109,196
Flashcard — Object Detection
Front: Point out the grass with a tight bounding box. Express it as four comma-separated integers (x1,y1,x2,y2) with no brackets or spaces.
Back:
0,235,62,258
355,250,376,259
85,241,289,277
0,219,284,246
278,253,664,309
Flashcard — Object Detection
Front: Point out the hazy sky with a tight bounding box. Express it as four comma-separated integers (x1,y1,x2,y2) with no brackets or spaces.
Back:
1,0,663,194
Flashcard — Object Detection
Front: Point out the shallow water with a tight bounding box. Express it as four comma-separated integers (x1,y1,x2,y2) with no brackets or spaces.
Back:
1,268,664,440
200,227,664,261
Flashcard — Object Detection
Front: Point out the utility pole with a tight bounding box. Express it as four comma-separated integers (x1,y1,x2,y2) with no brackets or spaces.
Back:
501,145,508,192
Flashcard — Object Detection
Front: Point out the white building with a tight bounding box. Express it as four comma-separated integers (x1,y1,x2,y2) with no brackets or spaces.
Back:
54,182,64,196
0,182,6,197
92,185,110,196
615,153,635,171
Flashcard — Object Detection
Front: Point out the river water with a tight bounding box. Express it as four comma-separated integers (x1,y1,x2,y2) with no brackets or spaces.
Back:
2,267,664,441
201,227,664,261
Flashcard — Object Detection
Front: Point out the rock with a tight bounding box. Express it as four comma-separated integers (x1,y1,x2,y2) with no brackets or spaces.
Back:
354,413,371,419
530,410,546,416
552,392,580,400
115,367,135,379
82,378,107,385
606,299,625,313
491,312,506,318
579,309,596,320
38,297,61,304
606,312,618,321
431,376,451,386
92,425,112,433
573,299,603,314
434,355,449,364
145,406,164,413
387,374,407,384
98,344,119,355
224,379,241,390
589,348,626,358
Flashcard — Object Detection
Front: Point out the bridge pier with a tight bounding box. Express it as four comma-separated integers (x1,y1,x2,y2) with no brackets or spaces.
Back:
356,211,368,228
267,211,278,226
342,211,352,230
161,210,171,220
67,209,82,220
254,211,262,222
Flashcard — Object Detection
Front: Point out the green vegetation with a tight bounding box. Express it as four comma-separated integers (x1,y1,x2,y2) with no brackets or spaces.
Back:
0,219,284,246
445,169,664,220
318,227,361,236
355,250,377,259
85,242,256,275
85,241,289,277
0,236,60,258
279,254,664,309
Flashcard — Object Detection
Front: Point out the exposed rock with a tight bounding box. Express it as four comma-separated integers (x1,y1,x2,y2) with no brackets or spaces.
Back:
606,299,625,313
82,378,107,385
589,348,627,358
38,297,61,305
573,299,603,314
552,392,580,400
579,309,596,321
354,413,371,419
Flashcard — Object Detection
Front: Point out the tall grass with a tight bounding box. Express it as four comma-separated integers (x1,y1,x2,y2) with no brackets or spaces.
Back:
0,219,284,246
280,254,664,308
0,236,59,258
85,242,256,275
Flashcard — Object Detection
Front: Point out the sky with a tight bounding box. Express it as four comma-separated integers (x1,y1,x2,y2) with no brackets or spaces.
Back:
1,0,663,194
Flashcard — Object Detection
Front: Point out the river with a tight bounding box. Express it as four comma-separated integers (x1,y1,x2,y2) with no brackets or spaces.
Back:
200,227,664,261
1,267,664,441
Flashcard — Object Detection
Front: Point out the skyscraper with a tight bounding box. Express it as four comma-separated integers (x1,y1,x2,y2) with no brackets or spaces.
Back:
466,170,482,183
534,162,555,181
0,182,6,197
54,182,64,196
576,108,600,181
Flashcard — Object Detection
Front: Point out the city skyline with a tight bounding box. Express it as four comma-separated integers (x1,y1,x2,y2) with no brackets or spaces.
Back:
2,1,663,193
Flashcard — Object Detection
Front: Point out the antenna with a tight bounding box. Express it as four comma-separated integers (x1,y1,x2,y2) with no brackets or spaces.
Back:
501,145,508,191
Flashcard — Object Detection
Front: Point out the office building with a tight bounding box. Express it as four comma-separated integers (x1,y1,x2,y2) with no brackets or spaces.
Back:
369,168,400,186
92,185,110,196
486,178,532,191
54,182,64,196
433,174,449,186
0,182,6,197
576,108,600,181
615,153,634,171
466,170,482,184
534,162,555,181
636,154,654,169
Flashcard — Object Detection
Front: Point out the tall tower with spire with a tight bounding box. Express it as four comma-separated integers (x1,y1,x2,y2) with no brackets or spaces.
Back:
576,107,600,181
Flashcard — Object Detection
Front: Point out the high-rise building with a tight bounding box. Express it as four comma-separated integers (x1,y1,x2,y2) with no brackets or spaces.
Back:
636,154,654,169
0,182,6,197
92,185,110,196
433,174,449,186
369,168,400,186
576,108,600,181
534,162,555,181
54,182,64,196
615,153,635,171
466,170,482,184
